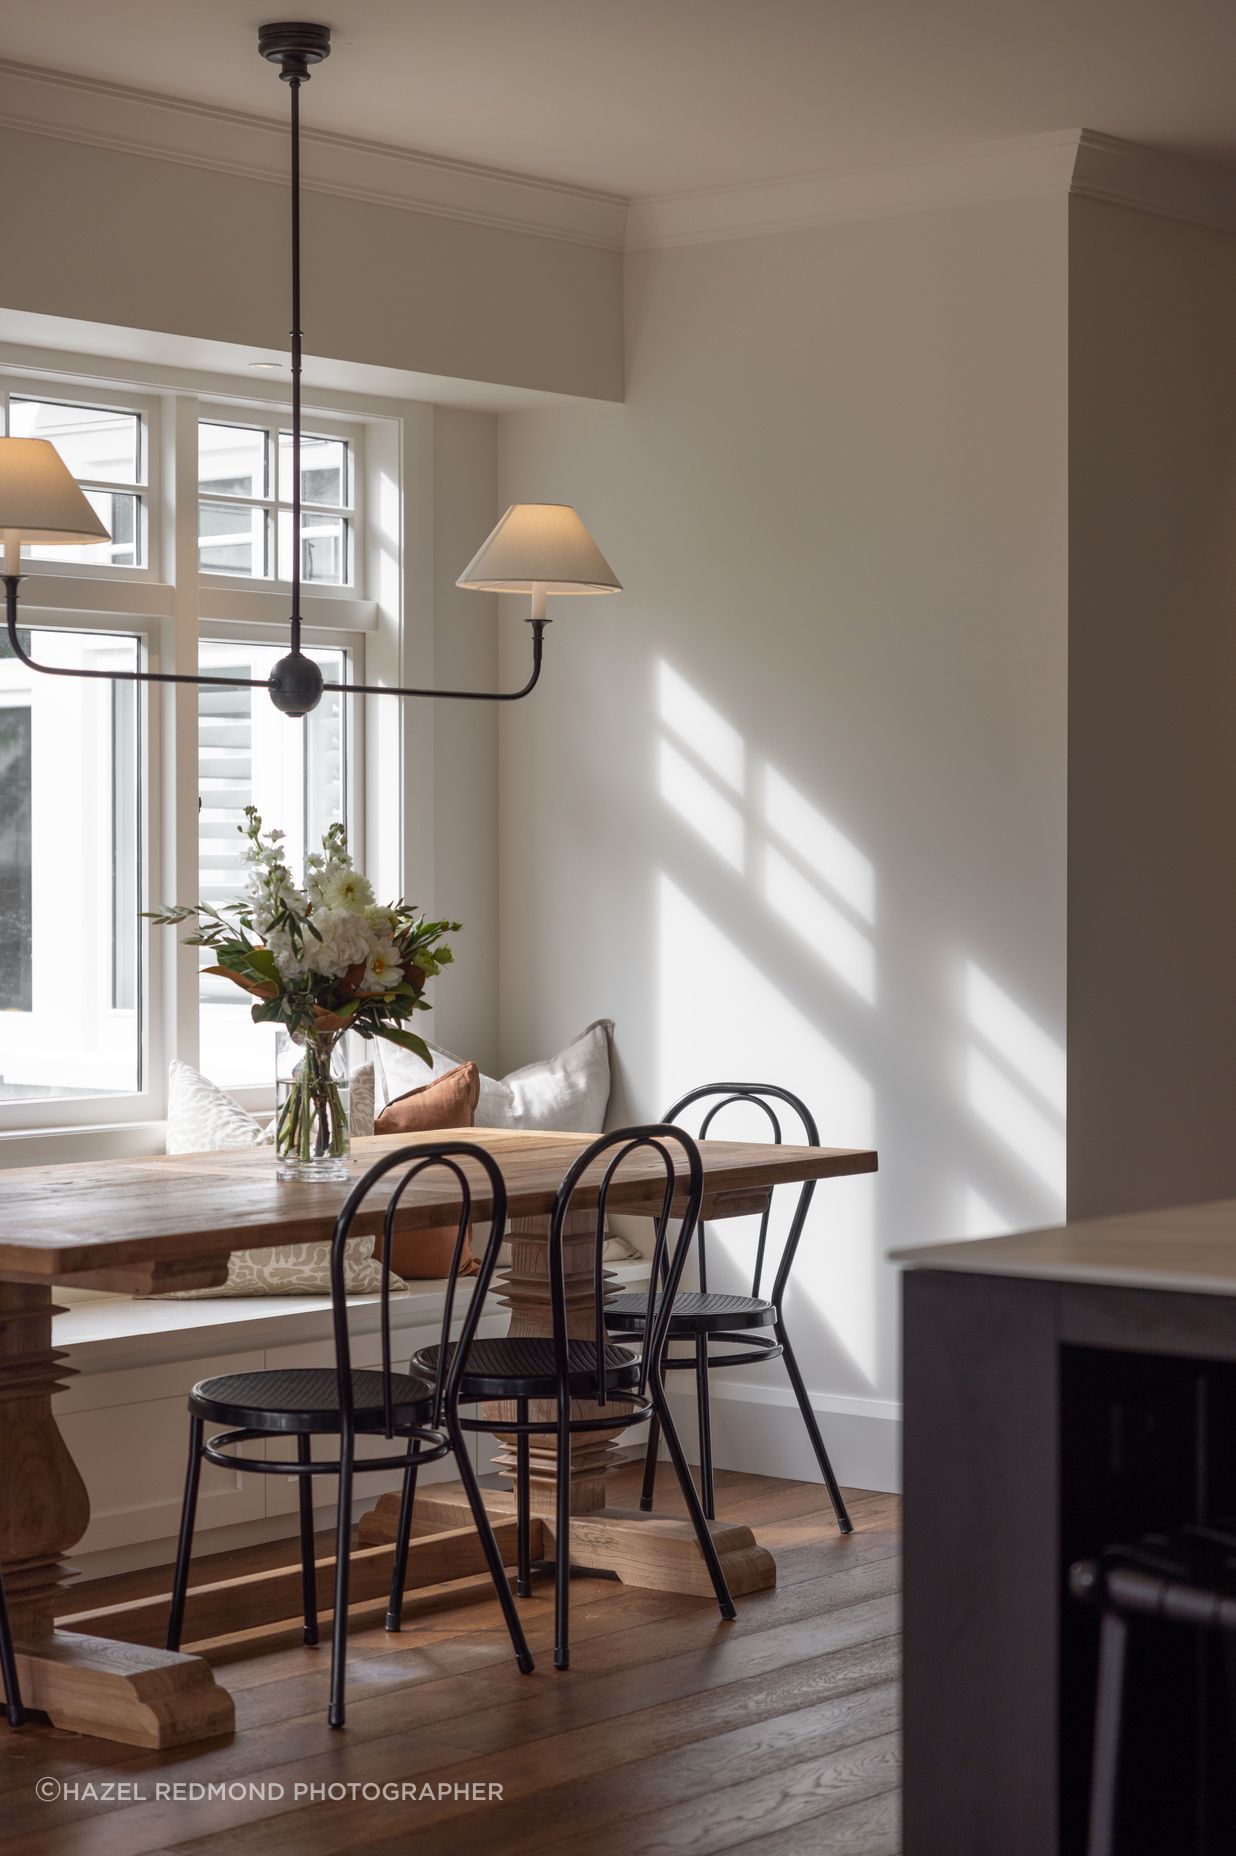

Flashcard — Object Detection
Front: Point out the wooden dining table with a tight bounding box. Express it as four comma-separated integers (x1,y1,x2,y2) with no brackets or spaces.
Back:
0,1125,876,1750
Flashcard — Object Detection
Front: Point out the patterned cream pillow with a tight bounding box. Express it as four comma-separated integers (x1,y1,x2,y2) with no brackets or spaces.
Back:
155,1060,387,1298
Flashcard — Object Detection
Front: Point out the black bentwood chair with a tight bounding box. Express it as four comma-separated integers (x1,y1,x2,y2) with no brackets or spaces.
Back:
0,1558,25,1728
606,1083,852,1536
1071,1526,1236,1856
166,1143,533,1727
413,1126,737,1670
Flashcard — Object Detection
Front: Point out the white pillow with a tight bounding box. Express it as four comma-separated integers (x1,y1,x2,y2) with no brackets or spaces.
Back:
157,1060,385,1297
165,1058,272,1153
375,1020,613,1133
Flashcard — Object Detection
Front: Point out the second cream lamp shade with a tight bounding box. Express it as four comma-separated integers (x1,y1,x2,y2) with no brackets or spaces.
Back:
457,504,621,619
0,438,111,571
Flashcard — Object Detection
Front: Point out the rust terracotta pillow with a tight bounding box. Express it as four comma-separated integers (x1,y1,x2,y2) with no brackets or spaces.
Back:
375,1062,482,1278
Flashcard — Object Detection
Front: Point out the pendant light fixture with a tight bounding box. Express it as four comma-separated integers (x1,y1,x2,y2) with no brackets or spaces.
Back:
0,21,620,717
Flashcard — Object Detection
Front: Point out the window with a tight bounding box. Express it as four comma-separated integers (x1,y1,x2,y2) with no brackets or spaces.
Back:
0,626,142,1102
7,396,146,568
0,363,378,1144
197,640,350,1088
198,418,353,585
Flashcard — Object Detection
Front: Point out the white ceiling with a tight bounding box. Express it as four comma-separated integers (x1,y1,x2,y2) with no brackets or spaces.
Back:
3,0,1236,198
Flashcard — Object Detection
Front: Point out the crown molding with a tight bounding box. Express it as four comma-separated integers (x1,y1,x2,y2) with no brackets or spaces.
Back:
0,57,629,251
625,132,1084,249
6,58,1235,261
626,129,1236,250
1070,129,1236,235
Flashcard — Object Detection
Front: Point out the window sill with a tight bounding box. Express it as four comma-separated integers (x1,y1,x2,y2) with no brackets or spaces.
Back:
0,1120,167,1170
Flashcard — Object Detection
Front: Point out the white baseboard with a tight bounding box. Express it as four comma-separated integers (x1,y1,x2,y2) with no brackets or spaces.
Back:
662,1377,902,1495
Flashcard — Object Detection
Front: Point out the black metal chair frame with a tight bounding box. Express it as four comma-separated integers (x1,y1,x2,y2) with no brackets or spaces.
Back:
439,1125,737,1670
166,1142,533,1728
0,1559,24,1728
610,1083,852,1536
1071,1527,1236,1856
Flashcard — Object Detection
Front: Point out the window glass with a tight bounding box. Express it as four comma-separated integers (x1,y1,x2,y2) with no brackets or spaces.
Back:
0,627,141,1102
197,639,347,1088
279,430,346,507
10,398,145,568
199,501,268,577
198,422,268,499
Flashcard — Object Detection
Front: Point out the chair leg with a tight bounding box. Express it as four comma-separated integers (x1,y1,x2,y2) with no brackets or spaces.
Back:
554,1401,573,1669
297,1434,319,1646
449,1412,534,1674
384,1456,419,1634
777,1319,852,1534
639,1410,661,1513
166,1414,204,1652
328,1431,354,1729
1087,1609,1129,1856
694,1334,716,1521
515,1400,532,1597
0,1563,25,1729
652,1378,737,1621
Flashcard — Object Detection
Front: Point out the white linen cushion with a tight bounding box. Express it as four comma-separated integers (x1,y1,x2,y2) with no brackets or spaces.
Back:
375,1019,613,1133
157,1060,385,1297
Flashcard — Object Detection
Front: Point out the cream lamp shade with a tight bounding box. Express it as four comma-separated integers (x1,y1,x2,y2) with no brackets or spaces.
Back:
457,504,621,614
0,437,111,571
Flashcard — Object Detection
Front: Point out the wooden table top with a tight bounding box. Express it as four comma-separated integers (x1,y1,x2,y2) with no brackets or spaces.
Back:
893,1195,1236,1298
0,1126,877,1286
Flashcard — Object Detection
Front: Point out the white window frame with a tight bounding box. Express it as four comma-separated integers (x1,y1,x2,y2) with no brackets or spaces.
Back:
0,375,161,583
0,350,401,1159
0,603,166,1135
197,400,364,602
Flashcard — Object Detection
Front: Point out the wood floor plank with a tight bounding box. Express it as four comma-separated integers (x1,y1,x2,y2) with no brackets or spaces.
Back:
727,1786,902,1855
8,1471,902,1856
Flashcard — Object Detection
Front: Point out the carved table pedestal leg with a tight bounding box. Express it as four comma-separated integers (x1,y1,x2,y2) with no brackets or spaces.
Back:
0,1280,234,1748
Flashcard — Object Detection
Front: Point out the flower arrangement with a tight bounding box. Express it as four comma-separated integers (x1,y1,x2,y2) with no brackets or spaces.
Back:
149,808,458,1175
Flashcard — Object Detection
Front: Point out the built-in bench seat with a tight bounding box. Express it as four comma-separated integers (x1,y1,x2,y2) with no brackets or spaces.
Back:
53,1263,650,1578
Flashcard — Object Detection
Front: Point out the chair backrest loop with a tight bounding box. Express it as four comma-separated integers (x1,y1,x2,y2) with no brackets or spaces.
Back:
663,1083,818,1305
329,1142,509,1435
548,1125,705,1408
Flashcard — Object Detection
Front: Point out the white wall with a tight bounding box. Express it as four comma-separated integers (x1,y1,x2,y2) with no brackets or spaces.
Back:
1067,197,1236,1219
0,122,622,402
428,407,501,1073
496,197,1070,1483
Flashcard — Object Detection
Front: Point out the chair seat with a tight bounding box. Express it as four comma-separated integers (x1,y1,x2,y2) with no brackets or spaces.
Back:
605,1290,775,1334
411,1336,642,1399
190,1366,434,1435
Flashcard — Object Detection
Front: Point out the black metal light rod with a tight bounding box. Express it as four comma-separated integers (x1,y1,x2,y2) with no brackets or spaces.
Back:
3,576,547,701
0,22,555,721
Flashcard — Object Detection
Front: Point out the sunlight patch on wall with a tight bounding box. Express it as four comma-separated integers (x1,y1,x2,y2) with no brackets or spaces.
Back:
762,843,877,1003
966,1048,1066,1200
960,1184,1016,1240
658,873,878,1388
658,739,745,871
965,961,1066,1117
657,660,744,792
763,763,876,925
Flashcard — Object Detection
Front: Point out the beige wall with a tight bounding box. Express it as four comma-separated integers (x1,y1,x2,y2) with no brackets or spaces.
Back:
496,197,1070,1455
429,407,501,1073
1067,197,1236,1218
0,125,622,401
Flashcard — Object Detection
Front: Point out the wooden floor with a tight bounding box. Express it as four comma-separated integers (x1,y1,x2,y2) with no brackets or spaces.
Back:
0,1467,902,1856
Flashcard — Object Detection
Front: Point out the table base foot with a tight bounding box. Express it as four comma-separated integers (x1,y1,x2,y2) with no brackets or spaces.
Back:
375,1481,777,1599
15,1630,235,1748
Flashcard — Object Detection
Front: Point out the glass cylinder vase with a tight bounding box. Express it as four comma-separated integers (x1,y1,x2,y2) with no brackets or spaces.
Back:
274,1027,350,1181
